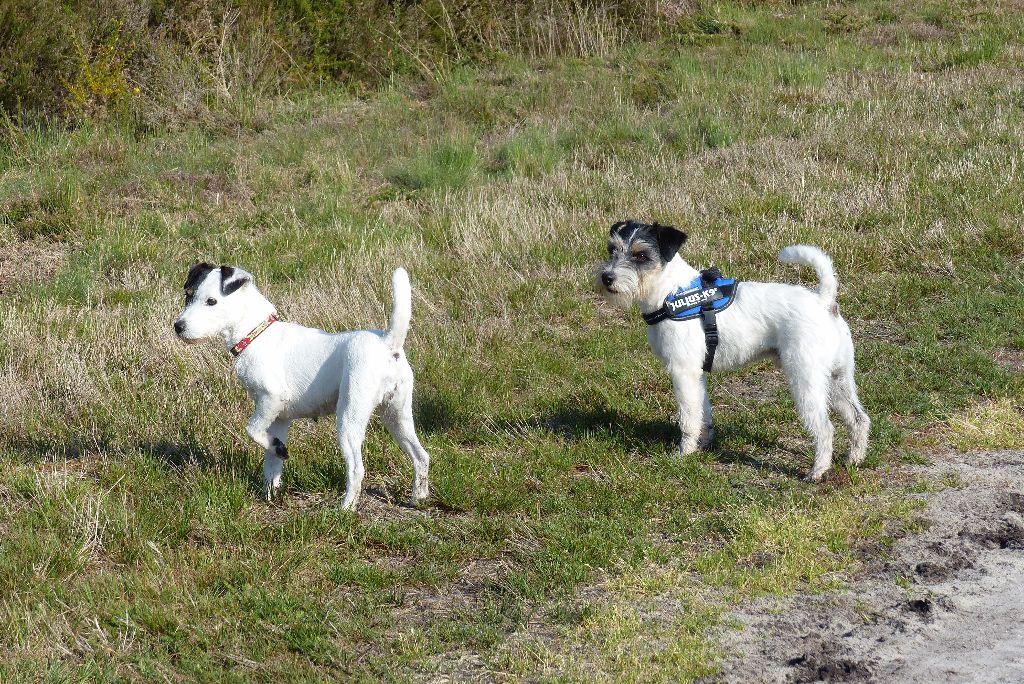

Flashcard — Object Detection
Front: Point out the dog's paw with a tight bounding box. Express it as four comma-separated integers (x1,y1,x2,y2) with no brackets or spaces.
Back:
272,437,289,460
679,434,700,456
263,479,282,502
803,470,827,483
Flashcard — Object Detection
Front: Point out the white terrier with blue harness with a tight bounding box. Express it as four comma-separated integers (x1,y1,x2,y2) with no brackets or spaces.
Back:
174,264,430,509
597,220,870,481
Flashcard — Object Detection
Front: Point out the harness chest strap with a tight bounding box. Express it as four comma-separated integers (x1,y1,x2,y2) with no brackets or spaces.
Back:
230,314,280,357
642,268,738,373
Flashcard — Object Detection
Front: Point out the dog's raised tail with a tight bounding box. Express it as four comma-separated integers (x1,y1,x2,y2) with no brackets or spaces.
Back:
384,267,412,351
779,245,838,311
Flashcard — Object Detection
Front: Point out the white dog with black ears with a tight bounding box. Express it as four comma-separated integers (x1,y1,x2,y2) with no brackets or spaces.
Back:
597,220,869,481
174,263,430,510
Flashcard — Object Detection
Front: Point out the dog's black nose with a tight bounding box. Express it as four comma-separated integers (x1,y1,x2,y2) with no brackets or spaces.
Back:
601,272,615,288
174,320,185,336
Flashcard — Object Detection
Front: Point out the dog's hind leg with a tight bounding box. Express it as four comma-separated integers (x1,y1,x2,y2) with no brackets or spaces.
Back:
829,366,870,466
381,376,430,504
262,419,290,501
336,370,378,512
785,365,835,481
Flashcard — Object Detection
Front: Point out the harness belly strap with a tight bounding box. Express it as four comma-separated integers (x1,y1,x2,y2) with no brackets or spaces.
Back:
642,268,739,372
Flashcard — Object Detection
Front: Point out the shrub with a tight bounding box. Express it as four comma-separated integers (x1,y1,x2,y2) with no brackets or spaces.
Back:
1,0,679,126
0,0,76,117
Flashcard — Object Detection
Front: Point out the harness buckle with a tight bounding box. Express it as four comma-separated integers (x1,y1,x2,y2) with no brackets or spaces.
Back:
701,266,722,285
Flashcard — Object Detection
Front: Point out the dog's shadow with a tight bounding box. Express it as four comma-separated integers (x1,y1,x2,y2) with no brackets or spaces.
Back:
413,393,459,435
6,435,206,466
130,439,269,493
710,422,809,479
3,434,268,491
5,435,105,464
136,439,222,470
531,402,678,450
534,400,808,479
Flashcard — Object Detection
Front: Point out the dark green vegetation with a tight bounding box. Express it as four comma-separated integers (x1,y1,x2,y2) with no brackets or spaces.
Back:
1,1,1023,680
2,0,658,124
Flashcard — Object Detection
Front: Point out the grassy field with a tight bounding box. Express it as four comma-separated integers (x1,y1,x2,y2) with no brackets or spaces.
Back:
2,1,1023,681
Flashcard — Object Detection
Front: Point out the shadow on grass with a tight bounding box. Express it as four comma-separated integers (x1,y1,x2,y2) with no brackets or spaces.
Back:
533,399,809,478
5,435,239,469
711,422,808,480
135,440,268,495
415,392,460,434
139,439,226,470
4,435,106,463
533,402,679,448
2,434,263,487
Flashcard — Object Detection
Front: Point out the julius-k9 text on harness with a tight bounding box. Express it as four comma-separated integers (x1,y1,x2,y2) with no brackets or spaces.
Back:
642,267,739,372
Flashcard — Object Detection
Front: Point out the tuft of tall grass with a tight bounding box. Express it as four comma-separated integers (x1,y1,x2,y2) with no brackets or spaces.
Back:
495,128,563,178
385,140,480,191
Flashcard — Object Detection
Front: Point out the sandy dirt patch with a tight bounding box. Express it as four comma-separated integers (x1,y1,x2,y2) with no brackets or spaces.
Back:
708,450,1024,683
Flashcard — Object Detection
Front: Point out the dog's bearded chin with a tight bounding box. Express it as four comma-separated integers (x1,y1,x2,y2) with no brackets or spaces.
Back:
601,288,637,310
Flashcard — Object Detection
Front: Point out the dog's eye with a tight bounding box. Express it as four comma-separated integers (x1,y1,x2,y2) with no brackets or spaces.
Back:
206,297,218,306
607,243,615,255
634,253,649,263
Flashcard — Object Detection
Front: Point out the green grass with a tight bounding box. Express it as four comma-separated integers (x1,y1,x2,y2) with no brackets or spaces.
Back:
2,1,1024,681
385,140,480,191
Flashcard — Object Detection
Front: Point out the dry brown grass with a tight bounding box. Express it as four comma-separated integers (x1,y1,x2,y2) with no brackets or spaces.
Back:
0,239,67,294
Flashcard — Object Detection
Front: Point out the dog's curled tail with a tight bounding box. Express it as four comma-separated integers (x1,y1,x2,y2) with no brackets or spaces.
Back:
384,267,412,351
779,245,838,311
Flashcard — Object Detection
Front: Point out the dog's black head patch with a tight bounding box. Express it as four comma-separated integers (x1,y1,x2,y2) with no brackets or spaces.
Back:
608,220,642,244
608,220,687,264
184,262,216,304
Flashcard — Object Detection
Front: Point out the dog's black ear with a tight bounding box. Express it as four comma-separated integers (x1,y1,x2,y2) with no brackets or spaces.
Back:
220,266,251,296
653,223,688,263
184,262,216,293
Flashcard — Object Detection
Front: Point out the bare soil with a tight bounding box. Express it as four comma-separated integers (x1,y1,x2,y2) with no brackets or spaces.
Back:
708,450,1024,683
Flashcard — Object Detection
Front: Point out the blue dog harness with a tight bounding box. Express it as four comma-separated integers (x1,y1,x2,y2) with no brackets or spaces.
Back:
642,267,739,372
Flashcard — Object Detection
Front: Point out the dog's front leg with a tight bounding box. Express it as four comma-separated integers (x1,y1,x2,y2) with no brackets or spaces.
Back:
670,366,705,456
246,400,289,499
698,379,715,449
262,419,290,501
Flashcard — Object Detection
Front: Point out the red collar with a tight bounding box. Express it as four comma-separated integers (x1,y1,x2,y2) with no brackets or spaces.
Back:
230,314,279,357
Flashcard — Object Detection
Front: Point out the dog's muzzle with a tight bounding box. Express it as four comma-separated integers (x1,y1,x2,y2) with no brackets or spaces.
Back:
600,272,616,290
173,320,186,336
